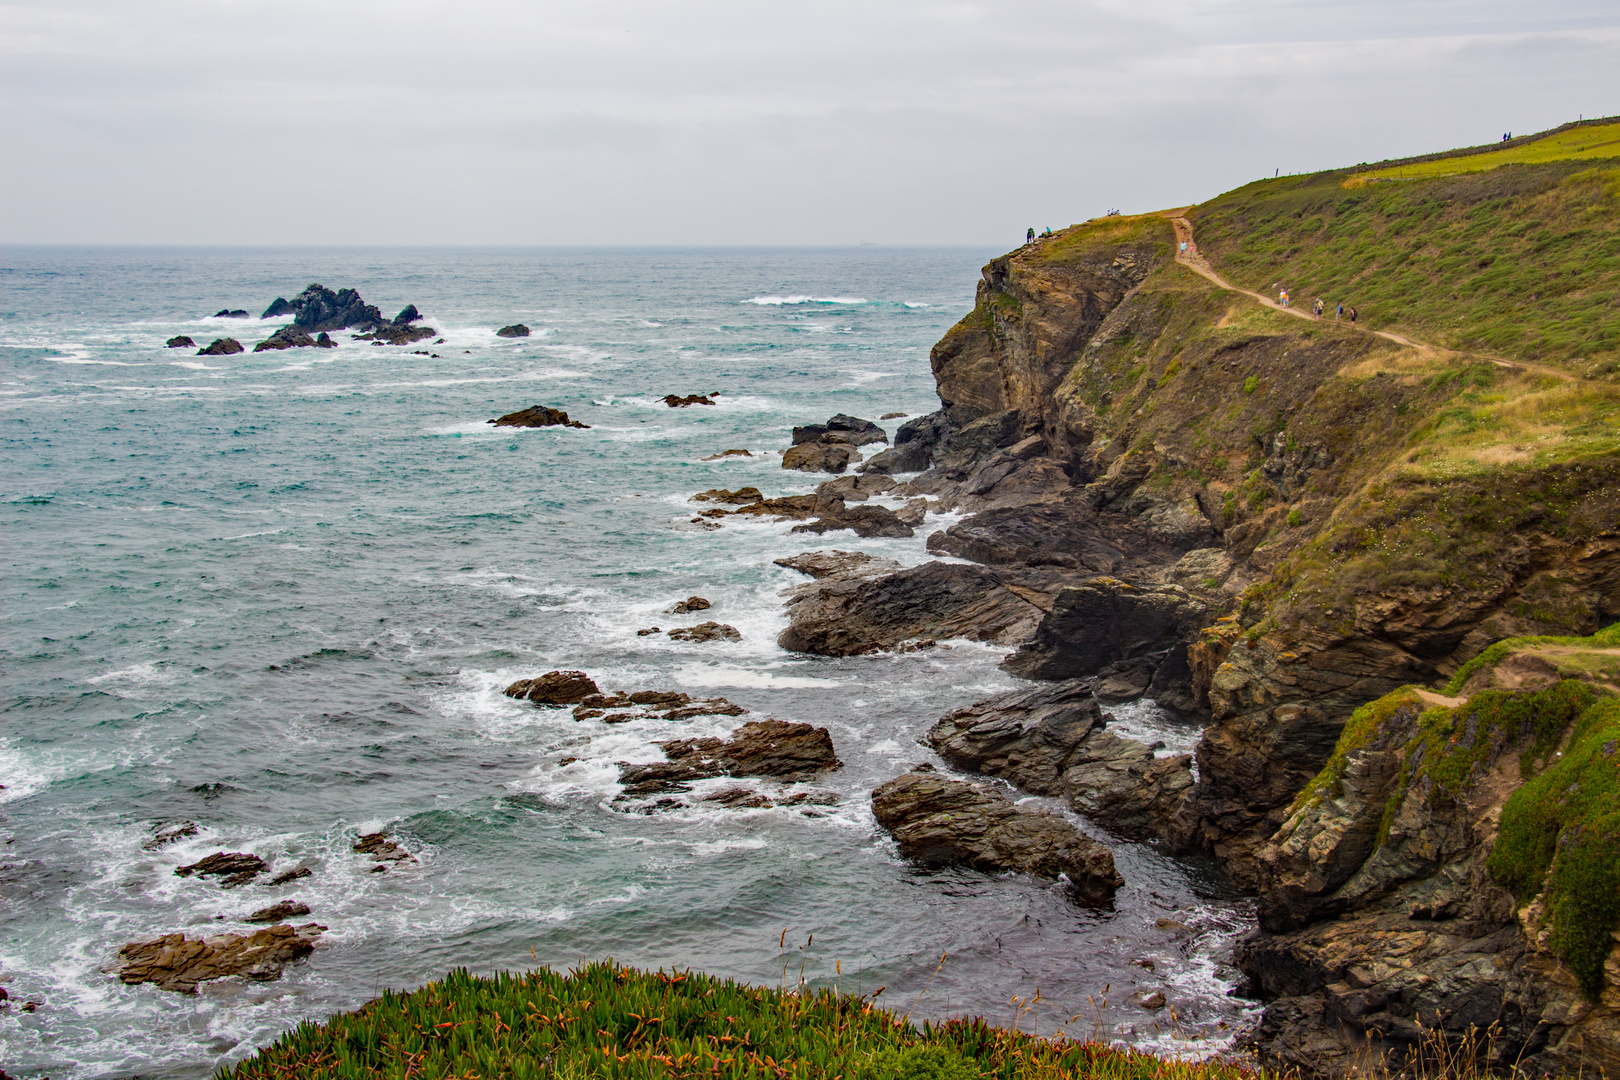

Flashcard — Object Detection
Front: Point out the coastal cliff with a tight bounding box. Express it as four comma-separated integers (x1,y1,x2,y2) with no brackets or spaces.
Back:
785,123,1620,1076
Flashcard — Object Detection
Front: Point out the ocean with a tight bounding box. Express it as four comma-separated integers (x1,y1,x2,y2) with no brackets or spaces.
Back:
0,246,1257,1078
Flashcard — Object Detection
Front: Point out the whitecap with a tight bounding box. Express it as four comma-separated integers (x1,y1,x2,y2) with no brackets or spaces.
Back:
671,666,840,690
168,361,219,371
741,295,867,306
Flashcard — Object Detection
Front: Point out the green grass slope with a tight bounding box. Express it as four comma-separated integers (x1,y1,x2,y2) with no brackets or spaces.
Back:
1191,124,1620,369
222,962,1258,1080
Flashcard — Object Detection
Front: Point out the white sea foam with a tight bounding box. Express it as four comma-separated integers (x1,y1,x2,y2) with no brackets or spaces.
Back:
1102,699,1203,757
168,361,219,371
670,666,840,690
741,295,867,306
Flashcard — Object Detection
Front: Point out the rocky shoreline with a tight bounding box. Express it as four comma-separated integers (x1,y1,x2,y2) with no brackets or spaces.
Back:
686,218,1619,1077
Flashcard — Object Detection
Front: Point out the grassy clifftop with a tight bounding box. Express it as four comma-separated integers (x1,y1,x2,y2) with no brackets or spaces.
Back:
1191,121,1620,369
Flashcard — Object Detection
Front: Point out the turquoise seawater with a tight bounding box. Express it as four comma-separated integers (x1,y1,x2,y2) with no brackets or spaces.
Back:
0,247,1255,1078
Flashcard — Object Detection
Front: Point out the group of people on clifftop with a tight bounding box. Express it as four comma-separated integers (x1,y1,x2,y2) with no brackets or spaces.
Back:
1279,288,1356,322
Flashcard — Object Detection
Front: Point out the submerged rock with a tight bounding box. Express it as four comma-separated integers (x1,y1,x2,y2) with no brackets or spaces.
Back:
496,323,530,338
506,670,600,704
175,852,266,888
197,338,243,356
142,822,198,850
666,596,710,614
668,621,740,643
116,923,323,994
691,486,763,504
353,832,415,864
488,405,589,429
354,324,436,346
213,309,249,318
165,335,195,349
253,326,320,351
870,771,1122,904
701,449,753,460
665,393,715,407
246,901,310,923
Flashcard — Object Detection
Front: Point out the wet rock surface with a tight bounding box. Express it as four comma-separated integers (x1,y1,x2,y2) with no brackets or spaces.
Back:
1001,578,1208,684
116,923,323,994
777,559,1060,656
701,448,753,460
664,393,715,407
666,596,710,614
496,324,530,338
488,405,590,429
692,486,763,504
165,335,195,349
353,832,415,864
246,901,310,924
505,670,601,705
925,680,1193,841
212,309,249,318
174,852,266,888
792,414,887,447
143,822,198,850
259,283,393,332
197,338,243,356
668,621,740,643
617,720,841,795
782,441,861,474
871,771,1122,904
354,324,436,346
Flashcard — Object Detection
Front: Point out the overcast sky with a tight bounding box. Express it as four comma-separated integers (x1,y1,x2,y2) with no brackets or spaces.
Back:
2,0,1616,246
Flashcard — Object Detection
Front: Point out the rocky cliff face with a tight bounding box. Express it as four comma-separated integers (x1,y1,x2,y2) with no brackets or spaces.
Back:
777,194,1620,1075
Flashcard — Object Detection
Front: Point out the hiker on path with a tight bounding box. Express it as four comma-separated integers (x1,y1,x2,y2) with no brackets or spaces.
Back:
1027,227,1035,244
1336,302,1343,321
1349,306,1358,324
1279,288,1290,308
1314,297,1324,318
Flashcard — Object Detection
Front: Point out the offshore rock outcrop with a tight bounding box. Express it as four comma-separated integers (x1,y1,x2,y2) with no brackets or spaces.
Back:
116,924,323,994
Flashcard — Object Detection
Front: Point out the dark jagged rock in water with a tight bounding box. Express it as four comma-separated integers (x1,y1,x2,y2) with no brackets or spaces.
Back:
315,332,335,348
197,338,243,356
701,449,752,460
881,411,907,419
353,831,414,863
259,283,387,331
253,325,318,352
355,324,436,346
666,596,710,614
870,771,1122,904
488,406,589,429
165,335,195,349
265,866,311,886
143,822,198,850
496,324,530,338
664,393,714,407
790,504,912,539
924,679,1193,841
668,621,740,643
791,414,887,447
212,309,249,318
782,441,861,474
394,305,421,325
175,852,266,888
815,474,895,502
246,900,310,923
616,720,840,794
116,923,323,994
691,486,763,504
505,670,600,705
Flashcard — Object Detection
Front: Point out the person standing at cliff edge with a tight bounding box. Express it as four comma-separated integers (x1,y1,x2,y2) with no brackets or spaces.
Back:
1027,227,1035,244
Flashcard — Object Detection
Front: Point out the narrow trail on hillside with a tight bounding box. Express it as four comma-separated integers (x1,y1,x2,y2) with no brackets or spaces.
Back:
1168,214,1420,345
1166,214,1577,384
